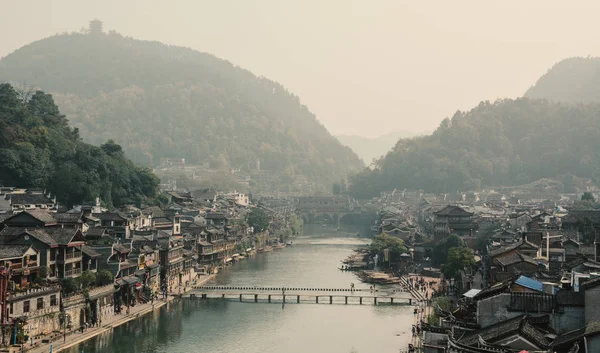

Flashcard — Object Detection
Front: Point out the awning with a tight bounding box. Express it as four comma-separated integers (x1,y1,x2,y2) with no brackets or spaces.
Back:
462,289,482,298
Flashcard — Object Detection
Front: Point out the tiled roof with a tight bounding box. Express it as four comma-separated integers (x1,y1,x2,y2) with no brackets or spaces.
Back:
52,212,83,223
581,277,600,290
495,252,540,267
81,245,101,258
10,194,54,205
142,206,165,217
434,205,473,216
85,228,108,237
0,226,29,242
458,315,550,348
552,321,600,348
562,210,600,224
489,240,538,258
25,210,57,224
92,212,128,221
26,229,59,246
472,281,510,300
0,245,32,260
113,243,130,253
41,228,80,246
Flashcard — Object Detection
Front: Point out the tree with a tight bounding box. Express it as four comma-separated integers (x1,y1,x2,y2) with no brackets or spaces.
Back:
369,233,408,266
80,270,97,289
247,207,270,233
61,277,81,295
0,31,364,194
332,182,342,195
441,247,475,281
432,234,465,266
582,192,596,203
96,270,114,286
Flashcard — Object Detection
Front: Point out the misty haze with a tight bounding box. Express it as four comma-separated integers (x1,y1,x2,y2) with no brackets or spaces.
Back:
1,2,600,353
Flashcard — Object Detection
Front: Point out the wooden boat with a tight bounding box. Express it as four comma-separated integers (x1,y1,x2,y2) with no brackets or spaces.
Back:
273,243,286,249
258,245,273,253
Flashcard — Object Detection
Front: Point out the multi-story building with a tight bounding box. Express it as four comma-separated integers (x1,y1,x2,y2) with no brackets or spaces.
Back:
159,239,185,290
0,227,85,279
433,205,479,239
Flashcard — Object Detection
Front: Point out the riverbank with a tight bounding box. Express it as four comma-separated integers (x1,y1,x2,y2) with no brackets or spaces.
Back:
25,274,215,353
56,236,415,353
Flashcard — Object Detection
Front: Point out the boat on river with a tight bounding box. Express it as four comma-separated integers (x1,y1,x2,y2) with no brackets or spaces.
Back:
356,270,402,285
258,246,273,253
273,243,286,249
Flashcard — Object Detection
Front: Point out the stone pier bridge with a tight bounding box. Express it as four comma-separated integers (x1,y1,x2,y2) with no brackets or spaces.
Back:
294,196,374,226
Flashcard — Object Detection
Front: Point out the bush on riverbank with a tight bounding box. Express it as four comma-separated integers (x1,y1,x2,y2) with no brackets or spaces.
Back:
369,233,408,267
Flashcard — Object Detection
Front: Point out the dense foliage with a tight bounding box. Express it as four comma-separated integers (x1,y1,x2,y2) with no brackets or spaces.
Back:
441,247,475,281
349,98,600,197
0,83,159,207
0,25,363,192
369,233,408,266
525,57,600,104
432,235,465,266
247,207,270,233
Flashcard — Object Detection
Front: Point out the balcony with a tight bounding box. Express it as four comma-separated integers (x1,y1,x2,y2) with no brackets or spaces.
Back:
64,268,82,277
58,252,82,264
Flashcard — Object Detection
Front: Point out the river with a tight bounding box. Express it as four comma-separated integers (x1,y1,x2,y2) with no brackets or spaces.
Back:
66,229,414,353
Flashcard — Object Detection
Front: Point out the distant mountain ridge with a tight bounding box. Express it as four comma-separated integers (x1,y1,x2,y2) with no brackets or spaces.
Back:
525,57,600,103
349,97,600,198
0,24,363,193
336,131,417,164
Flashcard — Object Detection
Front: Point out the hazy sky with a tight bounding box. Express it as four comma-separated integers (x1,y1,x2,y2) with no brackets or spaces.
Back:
2,1,600,137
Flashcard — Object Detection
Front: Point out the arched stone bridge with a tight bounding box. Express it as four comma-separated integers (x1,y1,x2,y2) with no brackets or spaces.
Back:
294,196,368,225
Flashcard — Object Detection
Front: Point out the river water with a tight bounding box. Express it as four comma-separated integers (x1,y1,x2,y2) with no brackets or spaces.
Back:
66,229,414,353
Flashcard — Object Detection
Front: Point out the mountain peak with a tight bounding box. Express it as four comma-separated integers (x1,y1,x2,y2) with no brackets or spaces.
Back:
0,29,363,193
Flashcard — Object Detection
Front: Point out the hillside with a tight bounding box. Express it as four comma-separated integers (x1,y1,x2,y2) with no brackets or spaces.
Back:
336,131,416,164
525,57,600,103
0,83,159,207
0,24,363,193
349,98,600,198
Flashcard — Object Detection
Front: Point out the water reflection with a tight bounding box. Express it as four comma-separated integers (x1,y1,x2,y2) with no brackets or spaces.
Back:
67,232,413,353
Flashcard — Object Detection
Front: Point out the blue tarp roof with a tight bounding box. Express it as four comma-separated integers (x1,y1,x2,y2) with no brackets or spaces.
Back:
514,275,543,292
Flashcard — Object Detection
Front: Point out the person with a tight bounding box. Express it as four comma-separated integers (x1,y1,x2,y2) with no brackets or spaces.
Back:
350,283,355,291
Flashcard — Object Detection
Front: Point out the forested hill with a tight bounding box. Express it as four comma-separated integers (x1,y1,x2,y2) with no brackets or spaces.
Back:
0,26,363,192
525,57,600,103
0,83,159,207
349,98,600,198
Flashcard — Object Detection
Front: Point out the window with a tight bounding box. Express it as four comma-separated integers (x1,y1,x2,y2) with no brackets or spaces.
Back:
9,303,13,315
50,295,58,306
37,298,44,310
23,301,30,313
50,250,56,261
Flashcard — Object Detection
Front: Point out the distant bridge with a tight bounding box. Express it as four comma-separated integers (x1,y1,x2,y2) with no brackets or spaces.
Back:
294,196,374,226
182,285,416,305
